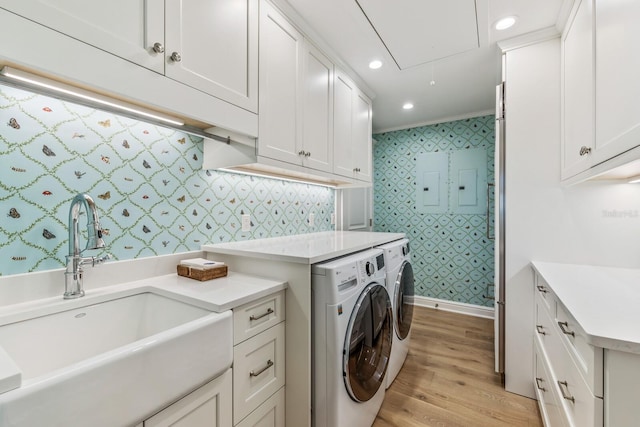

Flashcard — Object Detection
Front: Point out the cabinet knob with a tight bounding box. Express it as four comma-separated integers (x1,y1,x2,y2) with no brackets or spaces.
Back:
557,380,575,403
579,146,592,156
353,167,361,173
305,151,311,157
298,150,305,156
536,325,546,335
535,377,546,392
152,42,165,54
557,321,575,337
170,52,182,62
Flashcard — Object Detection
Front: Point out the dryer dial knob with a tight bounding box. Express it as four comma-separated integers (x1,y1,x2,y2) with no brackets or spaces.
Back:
365,261,375,276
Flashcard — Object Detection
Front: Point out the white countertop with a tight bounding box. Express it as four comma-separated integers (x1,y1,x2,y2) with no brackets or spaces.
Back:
202,231,405,264
532,261,640,353
0,272,287,323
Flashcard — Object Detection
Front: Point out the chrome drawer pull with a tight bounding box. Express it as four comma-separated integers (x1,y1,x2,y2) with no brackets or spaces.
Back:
557,380,575,403
536,325,546,335
250,359,274,377
535,377,546,392
557,321,575,337
536,285,548,294
249,307,274,321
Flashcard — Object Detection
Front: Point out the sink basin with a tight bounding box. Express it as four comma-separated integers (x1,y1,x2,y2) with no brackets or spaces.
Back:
0,290,233,427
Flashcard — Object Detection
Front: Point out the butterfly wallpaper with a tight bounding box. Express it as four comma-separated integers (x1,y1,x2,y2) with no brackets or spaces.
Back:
0,85,335,276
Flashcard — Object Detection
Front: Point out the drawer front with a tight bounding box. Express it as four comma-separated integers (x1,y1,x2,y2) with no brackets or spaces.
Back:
552,342,603,427
235,387,285,427
534,337,569,427
535,291,558,354
535,274,555,315
233,322,285,423
555,302,603,396
234,291,285,345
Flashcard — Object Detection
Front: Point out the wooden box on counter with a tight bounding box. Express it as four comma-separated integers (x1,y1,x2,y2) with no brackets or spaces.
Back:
177,264,228,281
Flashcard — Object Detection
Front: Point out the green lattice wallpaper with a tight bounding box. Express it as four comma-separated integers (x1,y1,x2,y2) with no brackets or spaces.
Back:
373,115,495,307
0,85,334,276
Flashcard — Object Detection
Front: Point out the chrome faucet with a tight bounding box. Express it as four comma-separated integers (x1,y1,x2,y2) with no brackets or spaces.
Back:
64,193,110,299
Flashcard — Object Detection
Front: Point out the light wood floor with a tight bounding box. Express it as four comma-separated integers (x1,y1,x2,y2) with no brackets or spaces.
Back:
373,306,543,427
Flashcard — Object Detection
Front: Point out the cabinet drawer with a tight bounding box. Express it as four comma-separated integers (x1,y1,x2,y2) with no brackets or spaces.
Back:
235,387,285,427
535,274,555,315
233,322,285,423
234,291,285,345
534,337,569,427
552,340,603,427
555,302,603,397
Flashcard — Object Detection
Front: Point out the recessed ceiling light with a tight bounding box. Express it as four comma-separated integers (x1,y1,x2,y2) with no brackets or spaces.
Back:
369,60,383,70
402,103,414,110
495,16,517,31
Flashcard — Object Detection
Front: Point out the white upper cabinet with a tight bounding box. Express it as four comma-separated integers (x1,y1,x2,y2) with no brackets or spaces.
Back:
353,90,373,181
258,0,335,174
0,0,258,112
301,41,334,173
561,0,640,183
165,0,258,112
0,0,165,73
561,0,594,180
333,70,373,182
258,1,304,165
593,0,640,164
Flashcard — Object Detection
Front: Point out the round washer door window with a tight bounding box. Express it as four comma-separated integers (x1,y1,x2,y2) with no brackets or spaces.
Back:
343,282,392,402
395,261,414,340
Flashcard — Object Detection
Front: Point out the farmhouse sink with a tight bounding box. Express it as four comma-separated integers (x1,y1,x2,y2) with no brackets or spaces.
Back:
0,290,233,427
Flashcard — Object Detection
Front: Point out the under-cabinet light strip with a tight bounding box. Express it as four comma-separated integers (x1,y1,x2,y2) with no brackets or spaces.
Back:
0,66,185,126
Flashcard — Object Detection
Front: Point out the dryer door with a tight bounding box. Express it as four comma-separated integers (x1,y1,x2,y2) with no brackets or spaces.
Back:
395,261,414,340
343,282,392,402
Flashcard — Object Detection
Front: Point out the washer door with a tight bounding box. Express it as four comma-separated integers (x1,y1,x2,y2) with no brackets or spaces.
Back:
343,282,392,402
394,261,414,340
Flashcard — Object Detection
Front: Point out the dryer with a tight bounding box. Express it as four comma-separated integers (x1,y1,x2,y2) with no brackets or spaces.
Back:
376,238,414,388
311,249,392,427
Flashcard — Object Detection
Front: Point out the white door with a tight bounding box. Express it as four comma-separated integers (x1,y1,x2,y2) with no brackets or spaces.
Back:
333,70,355,178
144,369,232,427
257,1,304,165
352,90,373,182
594,0,640,163
0,0,164,73
560,0,594,179
338,187,373,231
302,41,334,173
165,0,258,112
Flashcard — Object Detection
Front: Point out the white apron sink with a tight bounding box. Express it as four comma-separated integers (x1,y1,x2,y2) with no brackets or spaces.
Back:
0,290,233,427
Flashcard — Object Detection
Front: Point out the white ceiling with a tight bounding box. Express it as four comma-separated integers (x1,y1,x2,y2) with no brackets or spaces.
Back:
282,0,570,132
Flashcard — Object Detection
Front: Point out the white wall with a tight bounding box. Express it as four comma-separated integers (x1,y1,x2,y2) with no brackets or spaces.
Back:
504,38,640,397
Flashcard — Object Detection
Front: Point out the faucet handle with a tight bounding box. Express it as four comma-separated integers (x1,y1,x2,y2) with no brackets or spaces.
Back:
95,253,112,265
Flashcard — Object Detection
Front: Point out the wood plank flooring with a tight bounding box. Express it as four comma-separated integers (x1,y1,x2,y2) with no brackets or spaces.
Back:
373,306,542,427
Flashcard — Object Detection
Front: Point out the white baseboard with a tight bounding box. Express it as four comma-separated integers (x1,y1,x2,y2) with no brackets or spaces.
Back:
413,295,494,319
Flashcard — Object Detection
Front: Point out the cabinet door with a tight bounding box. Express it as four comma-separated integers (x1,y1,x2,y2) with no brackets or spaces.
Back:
352,89,373,182
302,41,334,173
561,0,594,180
0,0,164,73
258,1,304,165
144,369,232,427
333,70,355,178
165,0,258,112
594,0,640,164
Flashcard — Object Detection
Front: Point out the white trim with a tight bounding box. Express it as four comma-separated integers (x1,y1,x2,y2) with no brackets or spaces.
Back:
497,27,560,53
373,110,495,134
413,295,494,319
556,0,577,32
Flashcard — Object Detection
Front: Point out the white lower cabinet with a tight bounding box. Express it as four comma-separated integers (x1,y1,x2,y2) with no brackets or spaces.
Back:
233,291,286,427
141,369,233,427
136,291,285,427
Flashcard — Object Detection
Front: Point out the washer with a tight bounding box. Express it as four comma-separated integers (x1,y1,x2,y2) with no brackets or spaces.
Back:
376,238,414,388
311,248,392,427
